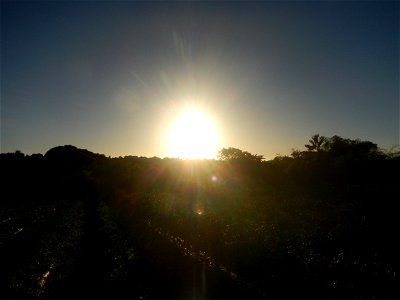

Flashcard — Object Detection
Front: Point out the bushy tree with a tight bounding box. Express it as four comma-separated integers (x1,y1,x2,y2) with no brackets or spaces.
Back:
218,147,264,162
323,135,379,160
304,134,327,152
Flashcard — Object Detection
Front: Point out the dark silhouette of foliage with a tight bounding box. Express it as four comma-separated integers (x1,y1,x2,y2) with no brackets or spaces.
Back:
323,135,381,160
218,147,264,162
299,134,382,161
1,138,398,299
305,134,326,152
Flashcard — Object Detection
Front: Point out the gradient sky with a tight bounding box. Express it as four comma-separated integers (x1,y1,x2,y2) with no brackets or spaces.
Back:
1,1,399,159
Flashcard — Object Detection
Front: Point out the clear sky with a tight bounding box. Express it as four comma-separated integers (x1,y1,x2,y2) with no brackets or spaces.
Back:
1,1,399,159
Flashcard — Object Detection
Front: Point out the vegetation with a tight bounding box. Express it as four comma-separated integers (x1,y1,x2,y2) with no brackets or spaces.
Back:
218,147,264,162
1,135,398,299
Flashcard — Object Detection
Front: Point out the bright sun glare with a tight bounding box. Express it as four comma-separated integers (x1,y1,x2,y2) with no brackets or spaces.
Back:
168,109,218,159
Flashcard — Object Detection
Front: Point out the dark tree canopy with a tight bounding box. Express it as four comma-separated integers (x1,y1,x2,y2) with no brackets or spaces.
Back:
218,147,264,162
296,134,382,161
305,134,327,152
323,135,379,159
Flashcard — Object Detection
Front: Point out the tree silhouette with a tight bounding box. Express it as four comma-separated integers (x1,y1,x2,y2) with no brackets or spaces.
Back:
218,147,264,162
323,135,380,160
304,134,326,152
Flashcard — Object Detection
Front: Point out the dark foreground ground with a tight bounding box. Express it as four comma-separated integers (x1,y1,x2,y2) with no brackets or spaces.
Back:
0,198,267,300
1,145,399,299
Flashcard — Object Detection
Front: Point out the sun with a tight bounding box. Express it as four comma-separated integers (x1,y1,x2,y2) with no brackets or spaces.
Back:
168,109,218,159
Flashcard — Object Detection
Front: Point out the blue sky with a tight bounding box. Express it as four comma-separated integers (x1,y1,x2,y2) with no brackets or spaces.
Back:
1,1,398,159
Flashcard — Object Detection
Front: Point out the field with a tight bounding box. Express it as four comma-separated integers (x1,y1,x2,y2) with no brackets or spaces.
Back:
1,145,398,299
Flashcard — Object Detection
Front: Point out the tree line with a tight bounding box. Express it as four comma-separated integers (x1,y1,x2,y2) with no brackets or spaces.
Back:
0,134,398,299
